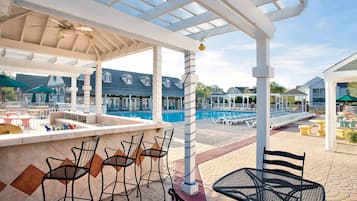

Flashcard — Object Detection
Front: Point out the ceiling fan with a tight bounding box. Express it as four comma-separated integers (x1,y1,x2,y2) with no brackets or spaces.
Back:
48,18,94,39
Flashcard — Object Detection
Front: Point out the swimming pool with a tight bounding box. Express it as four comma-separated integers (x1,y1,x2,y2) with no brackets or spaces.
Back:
108,110,254,122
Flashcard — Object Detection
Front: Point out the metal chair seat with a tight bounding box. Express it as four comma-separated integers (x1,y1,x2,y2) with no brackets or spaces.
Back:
140,149,167,158
102,155,136,167
44,165,88,180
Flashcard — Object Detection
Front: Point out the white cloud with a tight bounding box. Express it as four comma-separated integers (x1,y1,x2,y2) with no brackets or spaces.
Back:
196,50,255,90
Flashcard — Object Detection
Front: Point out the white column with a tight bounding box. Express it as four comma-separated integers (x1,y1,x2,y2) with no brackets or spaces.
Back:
83,74,91,113
166,96,169,110
152,46,162,123
275,95,278,112
252,31,273,170
180,97,183,110
70,77,77,111
301,96,304,112
182,50,199,195
242,96,245,109
233,96,236,109
149,96,152,110
95,60,103,114
129,95,132,112
325,80,337,151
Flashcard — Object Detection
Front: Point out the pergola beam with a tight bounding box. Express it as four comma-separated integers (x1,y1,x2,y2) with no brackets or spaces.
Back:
223,0,275,38
252,0,277,7
167,12,219,32
196,0,260,39
266,2,307,21
138,0,193,20
15,0,198,52
188,24,237,40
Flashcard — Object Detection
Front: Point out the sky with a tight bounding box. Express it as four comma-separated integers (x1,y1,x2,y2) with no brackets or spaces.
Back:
104,0,357,91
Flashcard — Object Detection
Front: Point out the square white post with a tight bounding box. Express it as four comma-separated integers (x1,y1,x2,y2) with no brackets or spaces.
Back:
325,79,337,151
152,46,162,123
252,31,273,170
181,50,199,195
95,60,102,114
70,77,77,111
83,74,92,113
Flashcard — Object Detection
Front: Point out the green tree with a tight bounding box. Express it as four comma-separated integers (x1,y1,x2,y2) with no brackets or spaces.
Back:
270,81,287,104
196,82,212,109
348,82,357,97
196,82,212,100
270,81,287,93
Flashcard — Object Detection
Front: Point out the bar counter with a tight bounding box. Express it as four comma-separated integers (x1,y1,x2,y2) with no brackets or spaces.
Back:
0,112,171,200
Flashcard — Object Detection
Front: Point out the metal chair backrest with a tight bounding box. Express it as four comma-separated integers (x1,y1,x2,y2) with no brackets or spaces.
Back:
160,128,174,152
72,136,100,170
126,133,144,159
263,147,305,178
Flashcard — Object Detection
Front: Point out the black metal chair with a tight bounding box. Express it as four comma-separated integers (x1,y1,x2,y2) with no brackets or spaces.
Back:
263,147,305,178
100,133,144,201
41,135,100,201
262,147,306,200
140,128,174,201
168,188,185,201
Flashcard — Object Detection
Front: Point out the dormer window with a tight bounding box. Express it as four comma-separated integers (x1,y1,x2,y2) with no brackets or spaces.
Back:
174,82,183,89
121,73,133,85
103,71,112,83
140,76,151,87
163,79,170,88
78,74,85,81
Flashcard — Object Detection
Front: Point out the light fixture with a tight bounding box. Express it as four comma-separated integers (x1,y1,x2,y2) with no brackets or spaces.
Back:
198,38,205,51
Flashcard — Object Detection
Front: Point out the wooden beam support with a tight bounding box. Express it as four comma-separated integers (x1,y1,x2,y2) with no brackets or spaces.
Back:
20,15,28,42
39,16,49,45
101,42,151,61
1,10,32,24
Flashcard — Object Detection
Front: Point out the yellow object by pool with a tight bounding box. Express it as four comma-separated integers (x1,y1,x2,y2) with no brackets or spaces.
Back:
298,125,313,136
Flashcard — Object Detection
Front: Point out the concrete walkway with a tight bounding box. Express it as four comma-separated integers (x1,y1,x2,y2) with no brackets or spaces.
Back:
128,117,357,200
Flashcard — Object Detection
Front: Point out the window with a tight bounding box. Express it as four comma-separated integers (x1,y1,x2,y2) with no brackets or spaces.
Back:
121,73,133,85
174,82,182,89
78,74,85,81
163,79,170,88
103,71,112,83
140,76,151,86
312,88,325,102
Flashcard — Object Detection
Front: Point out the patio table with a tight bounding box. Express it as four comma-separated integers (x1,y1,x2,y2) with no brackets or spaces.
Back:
309,119,325,136
213,168,325,201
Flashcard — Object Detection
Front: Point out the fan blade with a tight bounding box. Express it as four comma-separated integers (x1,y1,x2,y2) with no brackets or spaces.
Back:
74,26,93,32
48,18,64,26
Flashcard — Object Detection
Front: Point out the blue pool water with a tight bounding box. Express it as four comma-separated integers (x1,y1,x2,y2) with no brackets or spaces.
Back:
108,110,253,122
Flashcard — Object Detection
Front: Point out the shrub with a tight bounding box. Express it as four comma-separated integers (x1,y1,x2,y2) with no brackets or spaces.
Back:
350,131,357,143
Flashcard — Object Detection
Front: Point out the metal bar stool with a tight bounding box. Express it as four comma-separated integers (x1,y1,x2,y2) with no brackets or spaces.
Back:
140,128,174,201
41,136,100,201
100,133,143,201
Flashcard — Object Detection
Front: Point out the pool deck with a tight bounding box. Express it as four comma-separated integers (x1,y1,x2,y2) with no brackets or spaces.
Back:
130,116,357,201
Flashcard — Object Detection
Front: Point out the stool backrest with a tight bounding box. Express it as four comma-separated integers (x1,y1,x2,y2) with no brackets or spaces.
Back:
160,128,174,152
126,133,144,159
72,136,100,169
